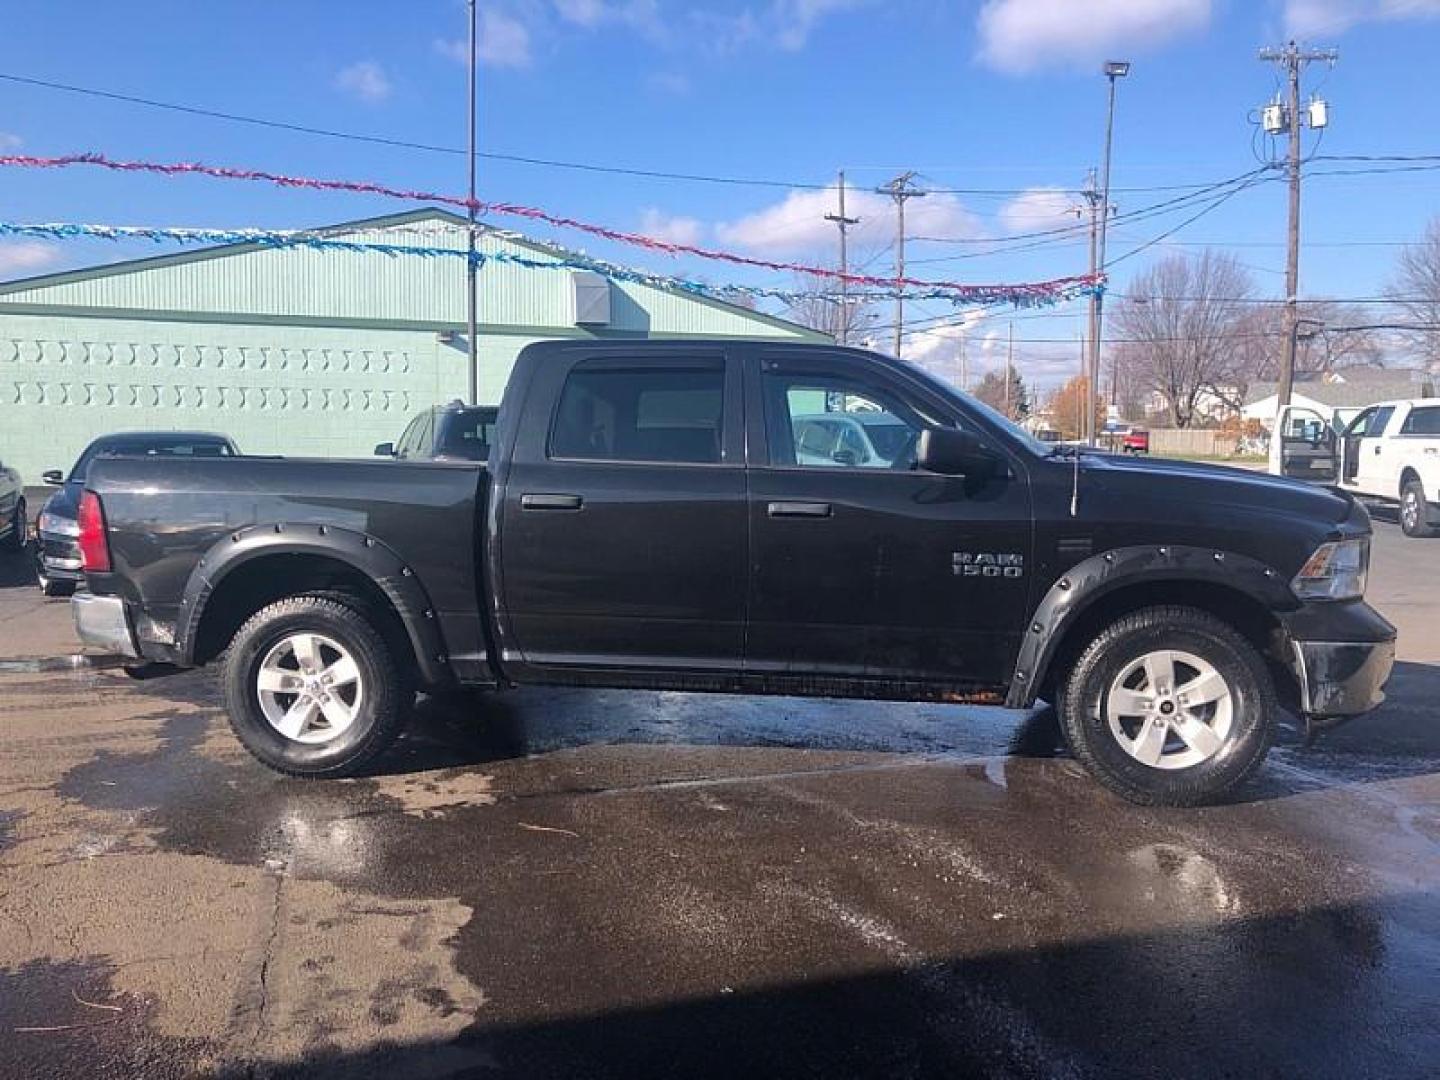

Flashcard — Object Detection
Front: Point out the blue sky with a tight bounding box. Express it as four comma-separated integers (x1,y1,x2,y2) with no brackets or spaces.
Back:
1,0,1438,385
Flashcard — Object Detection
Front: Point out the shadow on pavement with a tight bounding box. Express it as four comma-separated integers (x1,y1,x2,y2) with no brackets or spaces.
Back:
0,544,38,590
179,894,1431,1079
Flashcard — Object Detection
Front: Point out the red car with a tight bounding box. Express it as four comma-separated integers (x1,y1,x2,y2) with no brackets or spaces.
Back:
1122,428,1150,454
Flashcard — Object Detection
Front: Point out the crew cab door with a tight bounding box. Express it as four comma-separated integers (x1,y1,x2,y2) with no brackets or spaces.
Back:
744,350,1033,686
1395,403,1440,495
496,348,747,673
1269,405,1337,481
1340,405,1396,494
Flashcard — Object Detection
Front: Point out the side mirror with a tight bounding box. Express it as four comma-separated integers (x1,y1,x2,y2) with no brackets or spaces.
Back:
42,469,64,486
373,442,395,457
917,428,998,479
832,449,858,467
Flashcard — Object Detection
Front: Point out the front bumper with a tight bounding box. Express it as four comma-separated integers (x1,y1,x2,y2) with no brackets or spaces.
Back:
1291,637,1395,719
1281,600,1396,722
71,593,141,659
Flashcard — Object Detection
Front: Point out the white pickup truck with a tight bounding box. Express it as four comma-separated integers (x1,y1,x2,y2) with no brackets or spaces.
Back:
1272,398,1440,537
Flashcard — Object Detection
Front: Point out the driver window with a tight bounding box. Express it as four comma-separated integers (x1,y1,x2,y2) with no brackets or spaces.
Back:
1345,408,1377,438
765,374,925,469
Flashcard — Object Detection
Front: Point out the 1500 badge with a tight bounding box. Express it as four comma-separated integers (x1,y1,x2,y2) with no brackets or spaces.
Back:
952,552,1025,578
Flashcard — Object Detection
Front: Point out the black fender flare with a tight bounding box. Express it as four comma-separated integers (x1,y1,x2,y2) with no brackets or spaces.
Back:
1004,544,1294,708
174,523,452,687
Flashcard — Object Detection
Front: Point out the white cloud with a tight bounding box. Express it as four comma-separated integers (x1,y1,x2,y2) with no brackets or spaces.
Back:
0,241,61,279
769,0,870,49
639,208,704,246
436,10,533,69
0,132,21,150
904,309,990,377
554,0,663,36
1284,0,1440,36
717,185,982,258
334,61,392,103
976,0,1211,74
998,187,1084,234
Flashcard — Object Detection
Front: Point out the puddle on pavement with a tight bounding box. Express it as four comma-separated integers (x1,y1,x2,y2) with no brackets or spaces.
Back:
0,655,130,675
0,808,20,853
0,956,211,1080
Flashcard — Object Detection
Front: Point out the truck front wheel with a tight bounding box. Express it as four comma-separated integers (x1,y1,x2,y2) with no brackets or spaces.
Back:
1057,606,1276,806
1400,478,1438,538
222,595,412,777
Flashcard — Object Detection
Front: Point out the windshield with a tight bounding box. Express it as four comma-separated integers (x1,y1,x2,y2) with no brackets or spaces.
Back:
70,436,235,480
436,410,498,460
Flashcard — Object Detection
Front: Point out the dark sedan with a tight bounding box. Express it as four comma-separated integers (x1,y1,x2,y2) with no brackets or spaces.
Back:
375,402,499,462
35,432,238,596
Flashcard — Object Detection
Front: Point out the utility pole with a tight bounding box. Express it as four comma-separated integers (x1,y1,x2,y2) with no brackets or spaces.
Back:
465,0,480,406
877,172,925,358
1259,41,1336,417
824,170,859,345
1083,167,1102,445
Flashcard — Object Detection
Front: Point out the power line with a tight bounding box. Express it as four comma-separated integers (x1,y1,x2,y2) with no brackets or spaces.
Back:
14,69,1437,200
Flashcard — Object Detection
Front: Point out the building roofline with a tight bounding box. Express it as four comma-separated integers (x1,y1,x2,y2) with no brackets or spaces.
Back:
0,206,825,340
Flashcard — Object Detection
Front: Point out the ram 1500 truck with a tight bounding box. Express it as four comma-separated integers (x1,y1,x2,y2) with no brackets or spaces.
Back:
72,340,1396,806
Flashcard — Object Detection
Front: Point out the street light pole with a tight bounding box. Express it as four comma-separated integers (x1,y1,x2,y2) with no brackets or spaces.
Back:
1088,59,1129,446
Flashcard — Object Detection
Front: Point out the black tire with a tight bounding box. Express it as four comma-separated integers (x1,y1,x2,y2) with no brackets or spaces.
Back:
1057,605,1276,806
1400,477,1438,538
222,594,413,777
1,499,25,553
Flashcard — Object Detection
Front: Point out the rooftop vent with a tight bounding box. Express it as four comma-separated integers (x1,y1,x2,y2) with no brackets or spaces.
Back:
571,271,612,326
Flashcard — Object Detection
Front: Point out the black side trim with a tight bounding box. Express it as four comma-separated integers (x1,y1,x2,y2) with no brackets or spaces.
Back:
174,524,457,688
1005,544,1295,709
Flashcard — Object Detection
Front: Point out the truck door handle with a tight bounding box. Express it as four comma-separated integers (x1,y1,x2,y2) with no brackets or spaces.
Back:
521,493,583,511
768,501,831,518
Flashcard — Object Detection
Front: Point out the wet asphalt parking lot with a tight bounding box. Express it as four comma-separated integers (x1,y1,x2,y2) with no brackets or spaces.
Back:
0,515,1437,1079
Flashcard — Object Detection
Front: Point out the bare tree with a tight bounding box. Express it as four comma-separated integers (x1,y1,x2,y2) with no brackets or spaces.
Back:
1231,299,1383,386
1389,217,1440,367
1112,251,1255,428
784,273,878,343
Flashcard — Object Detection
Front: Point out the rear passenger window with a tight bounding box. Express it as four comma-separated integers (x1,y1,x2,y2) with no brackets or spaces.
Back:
550,366,724,464
1401,407,1440,436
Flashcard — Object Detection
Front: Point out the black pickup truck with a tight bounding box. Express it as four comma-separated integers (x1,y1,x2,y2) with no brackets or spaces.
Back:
72,340,1395,805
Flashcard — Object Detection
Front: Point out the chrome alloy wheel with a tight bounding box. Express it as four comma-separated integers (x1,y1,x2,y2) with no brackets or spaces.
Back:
1104,649,1234,770
255,632,363,745
1403,487,1422,531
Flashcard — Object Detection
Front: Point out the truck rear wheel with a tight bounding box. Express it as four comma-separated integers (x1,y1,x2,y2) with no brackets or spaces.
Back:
1057,605,1275,806
222,595,412,777
1400,478,1438,538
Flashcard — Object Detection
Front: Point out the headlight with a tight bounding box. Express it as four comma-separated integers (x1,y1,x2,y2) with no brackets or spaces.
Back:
1292,536,1369,601
38,511,80,538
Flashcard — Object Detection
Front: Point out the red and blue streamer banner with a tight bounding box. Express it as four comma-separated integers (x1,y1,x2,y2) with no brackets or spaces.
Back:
0,153,1103,306
0,220,1103,309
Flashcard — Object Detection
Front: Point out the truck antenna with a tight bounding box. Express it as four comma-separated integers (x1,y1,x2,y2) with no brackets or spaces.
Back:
1070,449,1081,517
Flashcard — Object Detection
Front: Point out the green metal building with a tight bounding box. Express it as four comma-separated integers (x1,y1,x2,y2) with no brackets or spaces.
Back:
0,208,822,483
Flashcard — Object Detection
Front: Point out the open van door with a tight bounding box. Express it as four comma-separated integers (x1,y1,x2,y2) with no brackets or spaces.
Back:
1269,405,1338,481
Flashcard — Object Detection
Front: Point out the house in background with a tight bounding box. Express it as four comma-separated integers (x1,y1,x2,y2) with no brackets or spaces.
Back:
1242,367,1436,430
0,208,824,484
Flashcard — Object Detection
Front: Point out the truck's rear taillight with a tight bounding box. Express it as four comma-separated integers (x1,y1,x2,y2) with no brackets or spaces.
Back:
77,490,112,572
